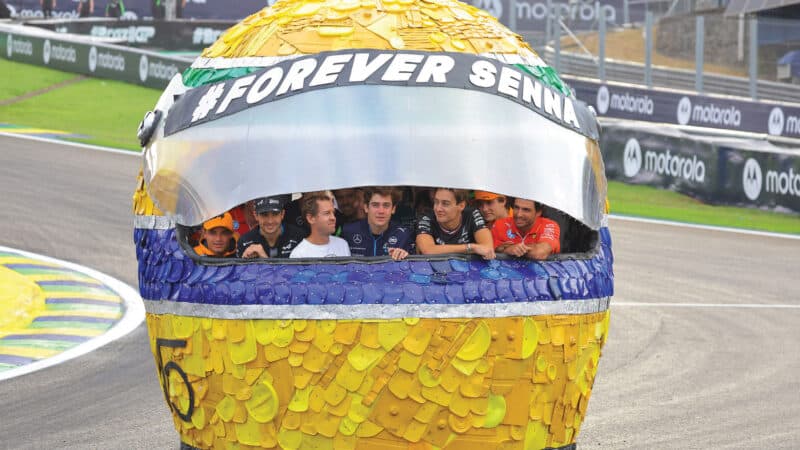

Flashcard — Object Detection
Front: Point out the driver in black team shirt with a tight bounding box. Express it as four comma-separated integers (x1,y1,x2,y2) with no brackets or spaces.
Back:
416,188,496,259
237,195,305,259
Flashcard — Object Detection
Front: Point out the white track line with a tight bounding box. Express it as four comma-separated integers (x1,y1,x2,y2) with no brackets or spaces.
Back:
3,132,797,240
0,131,139,156
615,301,800,309
0,245,145,382
609,214,800,240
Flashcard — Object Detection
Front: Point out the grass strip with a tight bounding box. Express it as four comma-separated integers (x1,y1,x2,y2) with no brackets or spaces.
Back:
0,58,76,101
0,60,161,150
608,181,799,235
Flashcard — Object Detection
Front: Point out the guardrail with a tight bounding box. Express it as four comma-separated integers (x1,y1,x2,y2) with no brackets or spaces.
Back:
543,48,800,104
0,23,190,89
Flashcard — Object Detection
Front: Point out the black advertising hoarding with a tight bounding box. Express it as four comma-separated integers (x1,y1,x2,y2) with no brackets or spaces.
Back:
1,30,189,89
568,77,800,139
718,148,800,212
30,19,234,51
602,123,716,201
601,121,800,213
6,0,265,21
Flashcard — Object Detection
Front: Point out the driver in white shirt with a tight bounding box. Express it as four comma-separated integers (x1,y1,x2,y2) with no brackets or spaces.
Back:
290,191,351,258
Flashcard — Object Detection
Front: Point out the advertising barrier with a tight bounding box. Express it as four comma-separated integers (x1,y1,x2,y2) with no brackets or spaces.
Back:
0,25,189,89
465,0,647,33
568,77,800,139
601,120,800,213
4,0,265,21
30,19,234,51
8,0,644,30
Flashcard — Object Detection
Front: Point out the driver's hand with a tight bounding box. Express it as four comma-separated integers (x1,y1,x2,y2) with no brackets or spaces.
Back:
242,244,267,259
472,244,496,260
504,243,529,257
387,247,409,261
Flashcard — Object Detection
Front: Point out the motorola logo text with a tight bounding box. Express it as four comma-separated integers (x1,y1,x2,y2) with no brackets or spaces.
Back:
7,35,34,58
768,106,800,137
741,157,800,200
644,148,706,183
622,138,642,177
139,55,180,82
43,40,77,65
742,158,762,201
608,90,654,116
766,167,800,197
474,0,503,18
88,47,126,73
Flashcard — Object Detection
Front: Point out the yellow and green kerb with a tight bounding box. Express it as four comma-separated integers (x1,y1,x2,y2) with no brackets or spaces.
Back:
146,312,610,450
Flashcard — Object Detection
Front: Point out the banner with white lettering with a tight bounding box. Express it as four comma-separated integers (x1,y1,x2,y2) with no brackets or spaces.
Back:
465,0,648,33
568,77,800,138
164,50,598,139
8,0,264,20
601,121,800,213
30,19,234,51
1,30,189,89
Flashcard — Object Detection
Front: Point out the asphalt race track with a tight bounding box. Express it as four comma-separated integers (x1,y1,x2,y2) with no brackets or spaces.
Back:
0,135,798,449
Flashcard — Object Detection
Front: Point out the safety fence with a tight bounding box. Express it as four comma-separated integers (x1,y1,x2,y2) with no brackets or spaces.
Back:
0,23,189,89
601,120,800,213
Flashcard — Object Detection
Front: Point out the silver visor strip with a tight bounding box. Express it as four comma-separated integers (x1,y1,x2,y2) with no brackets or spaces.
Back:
134,215,176,230
146,85,604,229
143,297,610,319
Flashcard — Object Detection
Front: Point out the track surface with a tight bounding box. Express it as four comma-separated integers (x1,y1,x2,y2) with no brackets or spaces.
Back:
0,135,797,449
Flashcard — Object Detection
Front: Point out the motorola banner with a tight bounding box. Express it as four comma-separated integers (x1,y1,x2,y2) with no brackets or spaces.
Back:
568,77,800,138
31,19,234,51
11,0,268,20
601,121,800,213
1,31,189,89
465,0,647,33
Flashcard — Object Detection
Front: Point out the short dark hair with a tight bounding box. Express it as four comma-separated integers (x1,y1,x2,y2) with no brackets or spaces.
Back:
434,188,468,204
363,187,401,206
302,191,332,220
514,198,543,212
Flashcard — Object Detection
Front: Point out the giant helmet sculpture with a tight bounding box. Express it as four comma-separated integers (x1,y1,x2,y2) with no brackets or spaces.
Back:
134,0,613,448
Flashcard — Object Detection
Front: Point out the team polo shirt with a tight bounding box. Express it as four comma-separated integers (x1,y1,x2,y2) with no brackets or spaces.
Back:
416,208,487,245
236,224,305,258
491,216,561,254
342,219,415,257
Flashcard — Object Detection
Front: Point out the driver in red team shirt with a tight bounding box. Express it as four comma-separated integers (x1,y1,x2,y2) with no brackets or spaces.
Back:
492,198,560,260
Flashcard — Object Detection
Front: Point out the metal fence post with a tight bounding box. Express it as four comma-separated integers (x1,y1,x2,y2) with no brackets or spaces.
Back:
508,0,517,32
749,16,758,100
645,11,653,88
554,12,561,74
695,15,704,93
623,0,630,26
598,11,606,81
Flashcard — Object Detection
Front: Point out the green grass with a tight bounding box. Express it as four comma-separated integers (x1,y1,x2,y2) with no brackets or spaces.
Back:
608,181,799,234
0,58,76,101
0,59,161,150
